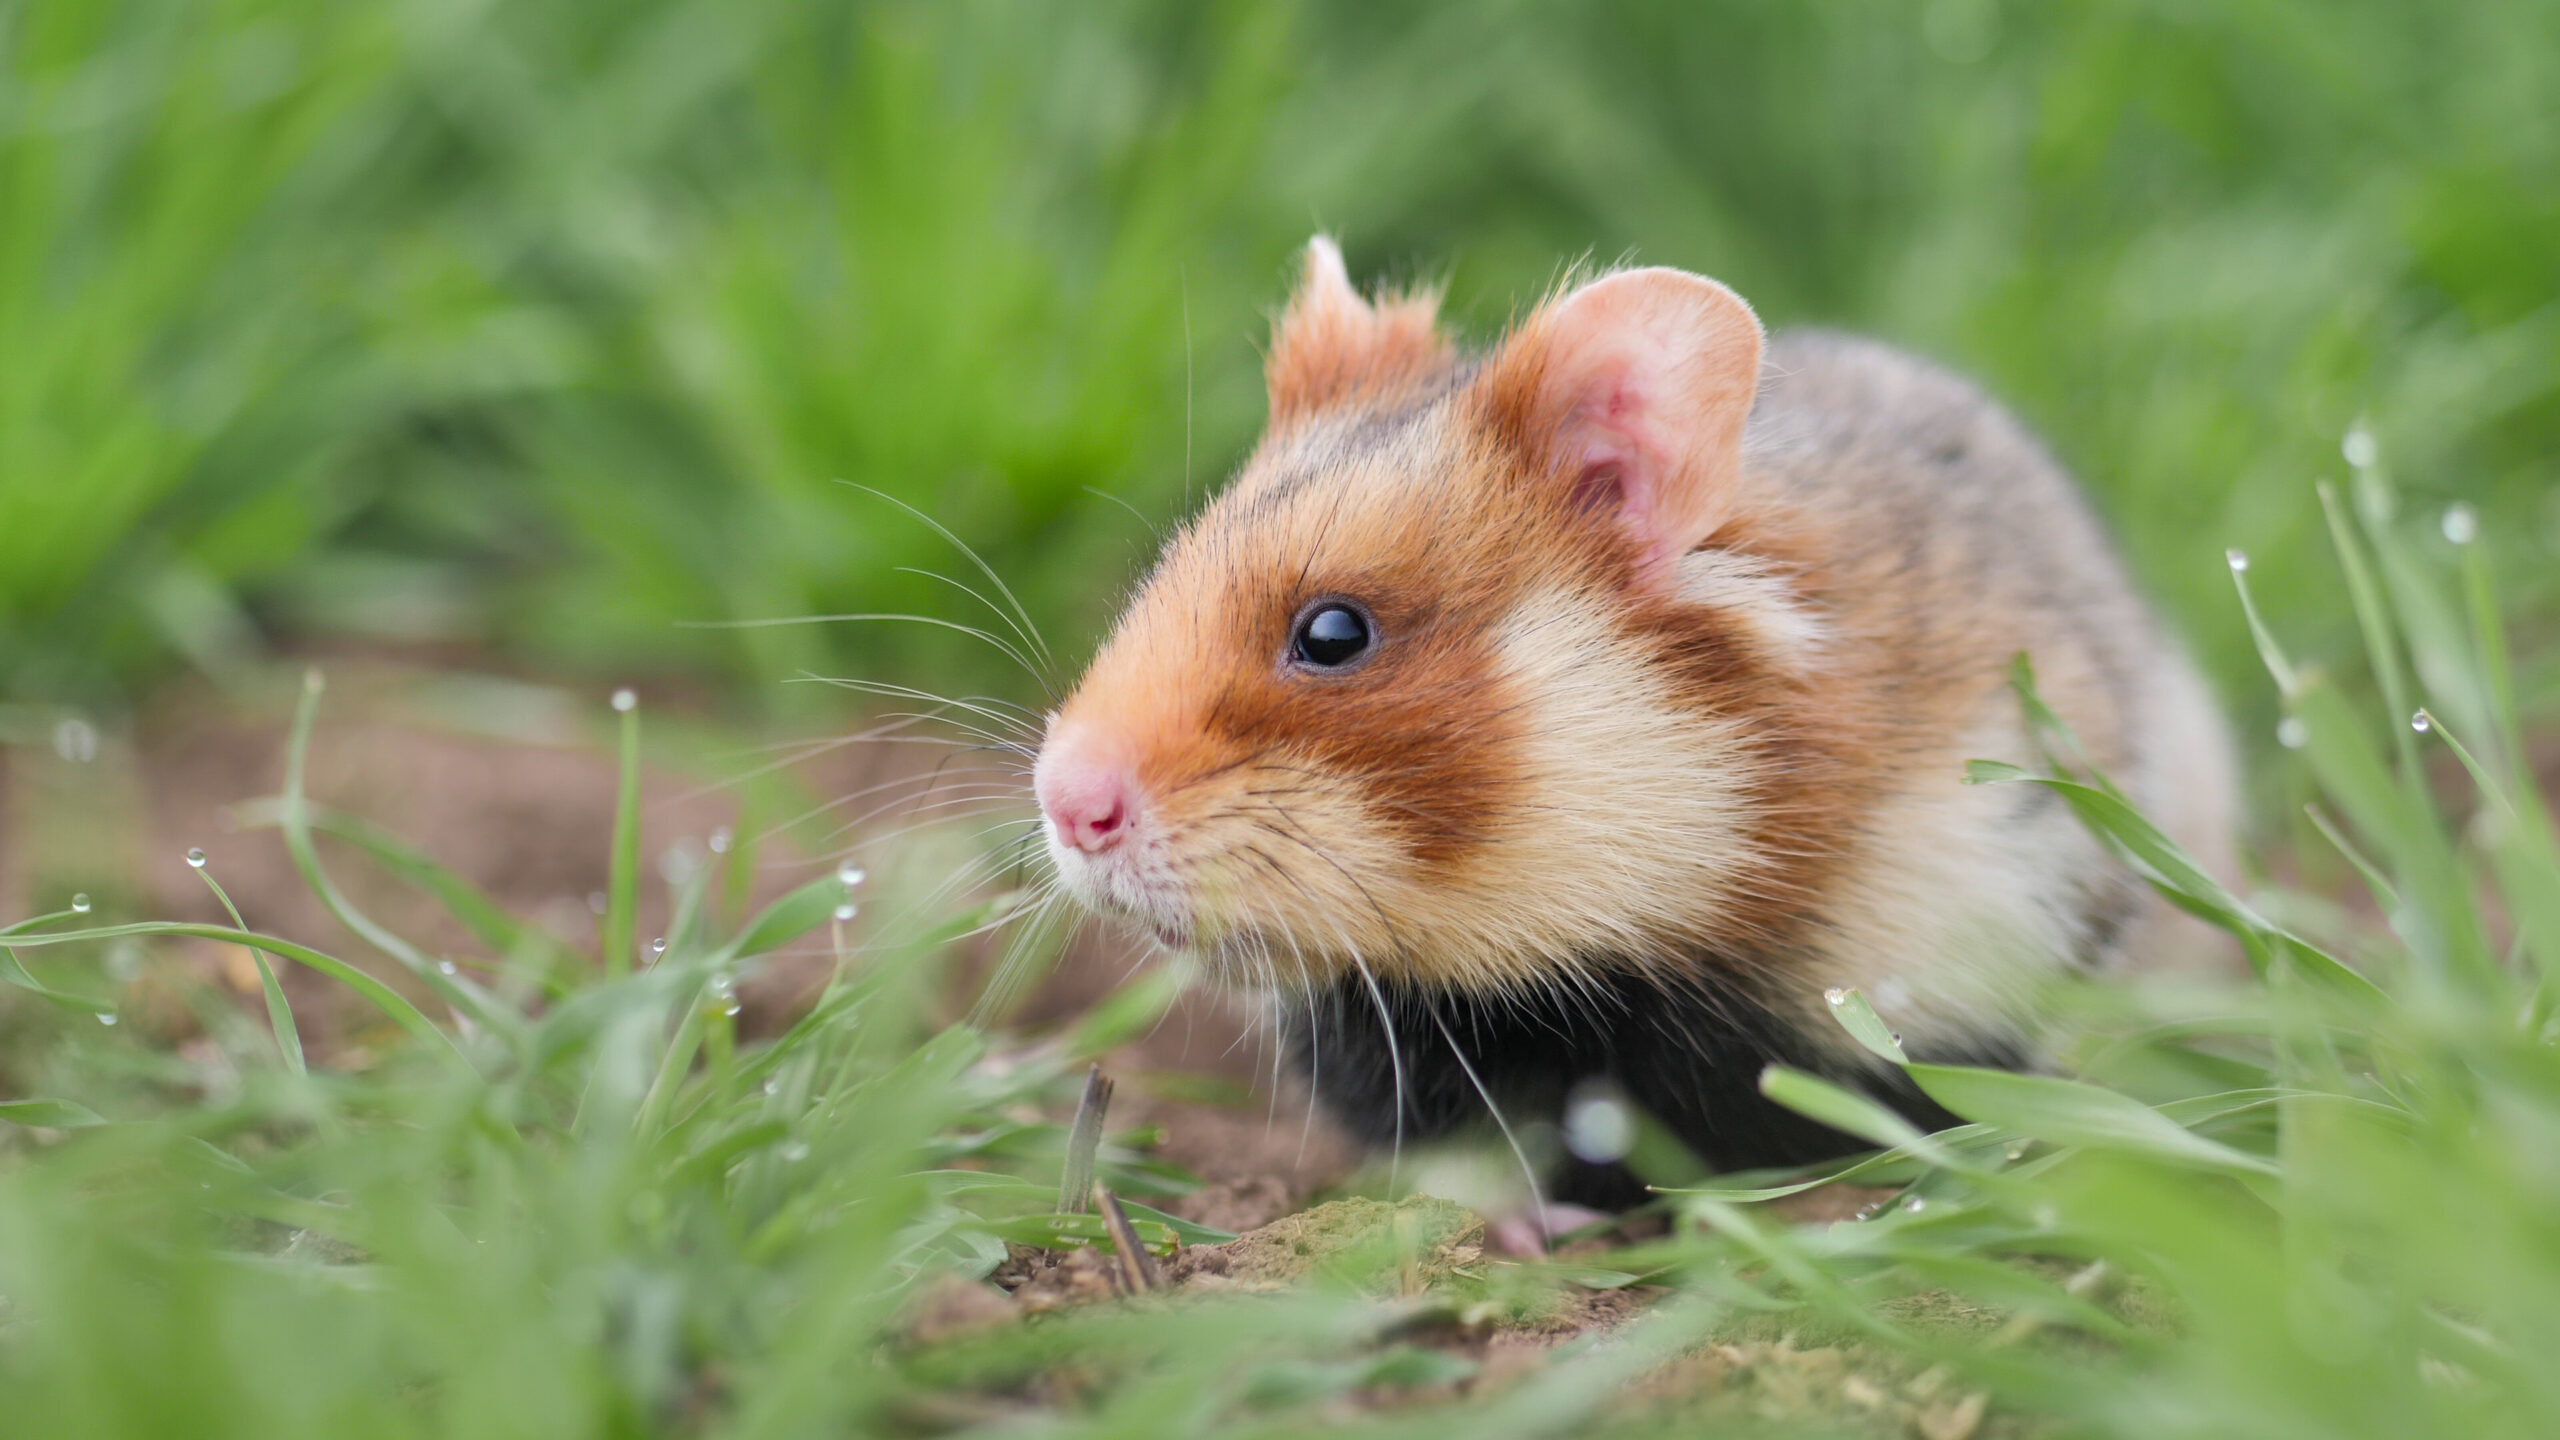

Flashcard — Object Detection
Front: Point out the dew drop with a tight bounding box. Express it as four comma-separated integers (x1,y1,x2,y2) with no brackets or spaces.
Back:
1563,1088,1637,1164
611,688,637,713
1890,1033,1904,1047
97,1013,118,1026
763,1079,781,1097
2225,548,2249,574
1905,1197,1926,1214
836,862,867,889
2442,503,2478,546
659,846,698,887
2276,716,2308,750
2411,711,2432,734
1823,987,1848,1007
2342,424,2378,470
185,847,208,869
780,1140,811,1163
51,718,98,764
438,960,458,976
723,999,743,1017
70,894,91,914
832,903,857,923
2006,1143,2027,1161
648,937,667,958
708,827,733,854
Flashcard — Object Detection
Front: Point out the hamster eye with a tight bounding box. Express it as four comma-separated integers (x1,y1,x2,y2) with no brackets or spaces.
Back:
1292,604,1372,668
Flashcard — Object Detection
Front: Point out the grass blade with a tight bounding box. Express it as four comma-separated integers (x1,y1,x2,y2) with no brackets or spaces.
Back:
1059,1064,1115,1214
606,688,642,976
0,910,117,1015
3,922,465,1067
0,1099,107,1129
281,670,511,1037
193,864,304,1076
1906,1065,2278,1177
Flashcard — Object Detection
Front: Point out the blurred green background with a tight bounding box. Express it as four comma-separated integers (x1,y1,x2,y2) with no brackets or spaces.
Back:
6,0,2555,758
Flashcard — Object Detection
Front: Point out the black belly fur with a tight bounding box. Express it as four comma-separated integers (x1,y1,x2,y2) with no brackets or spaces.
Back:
1278,964,2022,1209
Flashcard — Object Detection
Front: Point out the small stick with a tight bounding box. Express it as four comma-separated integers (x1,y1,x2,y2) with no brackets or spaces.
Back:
1058,1063,1115,1215
1097,1189,1161,1294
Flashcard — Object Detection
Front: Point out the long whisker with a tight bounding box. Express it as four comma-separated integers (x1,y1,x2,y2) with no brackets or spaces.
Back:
1346,952,1405,1196
893,566,1058,696
836,481,1054,674
1425,1006,1550,1240
783,675,1043,742
678,611,1044,685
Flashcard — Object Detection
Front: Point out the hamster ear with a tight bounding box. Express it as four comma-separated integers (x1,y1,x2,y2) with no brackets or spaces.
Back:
1477,267,1764,578
1266,236,1452,424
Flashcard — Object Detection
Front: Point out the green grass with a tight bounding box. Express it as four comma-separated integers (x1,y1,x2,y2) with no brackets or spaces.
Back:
3,422,2559,1438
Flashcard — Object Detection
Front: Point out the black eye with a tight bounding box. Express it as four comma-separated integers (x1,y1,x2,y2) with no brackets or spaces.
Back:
1292,604,1372,668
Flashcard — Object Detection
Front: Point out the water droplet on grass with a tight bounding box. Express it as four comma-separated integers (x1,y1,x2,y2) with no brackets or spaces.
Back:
780,1140,810,1163
2443,503,2478,545
708,827,733,854
763,1079,780,1097
2411,711,2432,734
832,904,857,923
70,894,91,914
98,1014,118,1026
1563,1087,1636,1164
438,960,458,976
1823,987,1848,1006
2343,424,2378,469
836,862,867,889
723,999,743,1017
52,718,97,763
611,688,637,713
185,847,207,868
1905,1197,1926,1214
2277,717,2307,750
2225,549,2249,573
648,937,667,959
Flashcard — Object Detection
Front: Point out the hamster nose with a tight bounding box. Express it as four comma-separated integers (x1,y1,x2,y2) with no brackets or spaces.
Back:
1036,751,1139,855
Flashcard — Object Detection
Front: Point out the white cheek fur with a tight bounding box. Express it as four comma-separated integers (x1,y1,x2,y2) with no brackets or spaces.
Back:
1672,547,1830,669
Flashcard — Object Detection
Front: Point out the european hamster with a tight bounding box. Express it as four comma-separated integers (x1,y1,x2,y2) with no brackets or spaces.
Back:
1034,238,2235,1203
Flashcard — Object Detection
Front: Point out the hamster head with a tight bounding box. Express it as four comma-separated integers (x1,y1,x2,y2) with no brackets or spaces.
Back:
1036,237,1847,998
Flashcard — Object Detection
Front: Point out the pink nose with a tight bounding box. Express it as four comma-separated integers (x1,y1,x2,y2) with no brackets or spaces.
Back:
1036,751,1139,855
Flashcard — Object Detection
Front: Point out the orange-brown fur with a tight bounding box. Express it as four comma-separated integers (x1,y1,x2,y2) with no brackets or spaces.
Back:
1039,237,2234,1062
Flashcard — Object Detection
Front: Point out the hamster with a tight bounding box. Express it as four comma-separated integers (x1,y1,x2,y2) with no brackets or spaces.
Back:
1032,237,2235,1203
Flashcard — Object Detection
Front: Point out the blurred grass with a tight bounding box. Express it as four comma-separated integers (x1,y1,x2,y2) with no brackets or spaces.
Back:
4,0,2552,764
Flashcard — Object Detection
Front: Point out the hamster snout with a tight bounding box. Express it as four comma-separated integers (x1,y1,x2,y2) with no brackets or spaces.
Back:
1033,727,1138,855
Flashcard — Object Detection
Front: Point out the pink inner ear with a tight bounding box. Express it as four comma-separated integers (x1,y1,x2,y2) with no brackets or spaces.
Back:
1480,266,1764,581
1562,366,1681,567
